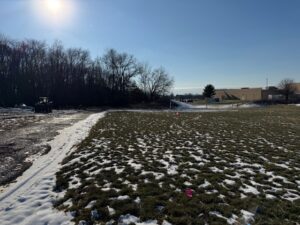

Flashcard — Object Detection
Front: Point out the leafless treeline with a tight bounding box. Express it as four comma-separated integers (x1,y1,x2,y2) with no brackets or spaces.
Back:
0,35,173,107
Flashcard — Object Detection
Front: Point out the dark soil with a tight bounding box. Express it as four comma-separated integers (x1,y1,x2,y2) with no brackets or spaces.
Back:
0,109,91,187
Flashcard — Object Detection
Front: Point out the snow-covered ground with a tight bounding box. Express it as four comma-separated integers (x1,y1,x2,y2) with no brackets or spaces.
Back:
0,110,90,186
54,108,300,224
171,100,261,110
0,112,105,225
1,106,298,225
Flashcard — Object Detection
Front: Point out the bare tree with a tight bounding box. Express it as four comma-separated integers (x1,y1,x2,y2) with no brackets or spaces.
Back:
278,78,296,103
138,63,152,94
0,35,14,105
139,66,174,100
0,35,173,107
102,49,140,92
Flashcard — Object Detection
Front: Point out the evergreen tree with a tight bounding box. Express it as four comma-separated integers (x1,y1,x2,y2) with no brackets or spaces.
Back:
203,84,216,98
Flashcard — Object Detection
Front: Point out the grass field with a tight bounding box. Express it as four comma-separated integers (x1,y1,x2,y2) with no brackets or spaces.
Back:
54,106,300,225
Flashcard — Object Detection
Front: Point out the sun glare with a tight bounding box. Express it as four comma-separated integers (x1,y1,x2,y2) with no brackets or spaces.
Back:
45,0,63,14
32,0,75,27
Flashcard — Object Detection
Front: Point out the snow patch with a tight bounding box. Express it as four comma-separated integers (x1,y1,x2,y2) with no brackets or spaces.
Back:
240,184,260,195
0,112,106,225
240,210,255,223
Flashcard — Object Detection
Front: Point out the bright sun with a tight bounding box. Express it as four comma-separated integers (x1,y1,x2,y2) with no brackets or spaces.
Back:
32,0,75,27
45,0,63,14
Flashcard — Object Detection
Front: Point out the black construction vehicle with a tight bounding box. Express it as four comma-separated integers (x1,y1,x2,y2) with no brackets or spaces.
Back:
34,97,53,113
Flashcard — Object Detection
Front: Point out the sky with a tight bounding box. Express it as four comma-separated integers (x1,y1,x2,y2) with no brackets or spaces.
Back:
0,0,300,94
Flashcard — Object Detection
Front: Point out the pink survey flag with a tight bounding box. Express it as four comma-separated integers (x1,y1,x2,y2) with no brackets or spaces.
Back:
185,188,193,198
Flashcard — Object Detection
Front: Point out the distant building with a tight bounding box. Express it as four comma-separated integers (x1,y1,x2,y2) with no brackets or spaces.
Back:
292,83,300,100
262,87,284,101
215,88,263,101
215,83,300,102
293,83,300,94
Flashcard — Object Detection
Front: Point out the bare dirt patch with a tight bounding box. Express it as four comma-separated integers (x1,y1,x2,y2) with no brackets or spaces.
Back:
0,109,91,187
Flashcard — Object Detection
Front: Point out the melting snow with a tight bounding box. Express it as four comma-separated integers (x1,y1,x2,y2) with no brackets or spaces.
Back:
0,112,106,225
199,179,211,188
224,179,236,186
240,184,260,195
240,210,255,223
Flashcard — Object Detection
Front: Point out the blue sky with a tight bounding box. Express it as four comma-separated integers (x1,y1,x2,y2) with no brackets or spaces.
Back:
1,0,300,94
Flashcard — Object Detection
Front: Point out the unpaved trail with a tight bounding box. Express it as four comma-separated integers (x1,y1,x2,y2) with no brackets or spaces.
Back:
0,112,106,225
0,110,90,186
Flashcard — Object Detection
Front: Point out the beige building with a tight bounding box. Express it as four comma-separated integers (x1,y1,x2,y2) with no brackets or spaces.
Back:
215,88,263,101
293,83,300,94
215,83,300,102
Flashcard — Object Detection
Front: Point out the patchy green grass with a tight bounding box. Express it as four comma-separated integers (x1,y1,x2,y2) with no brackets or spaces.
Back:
55,106,300,225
